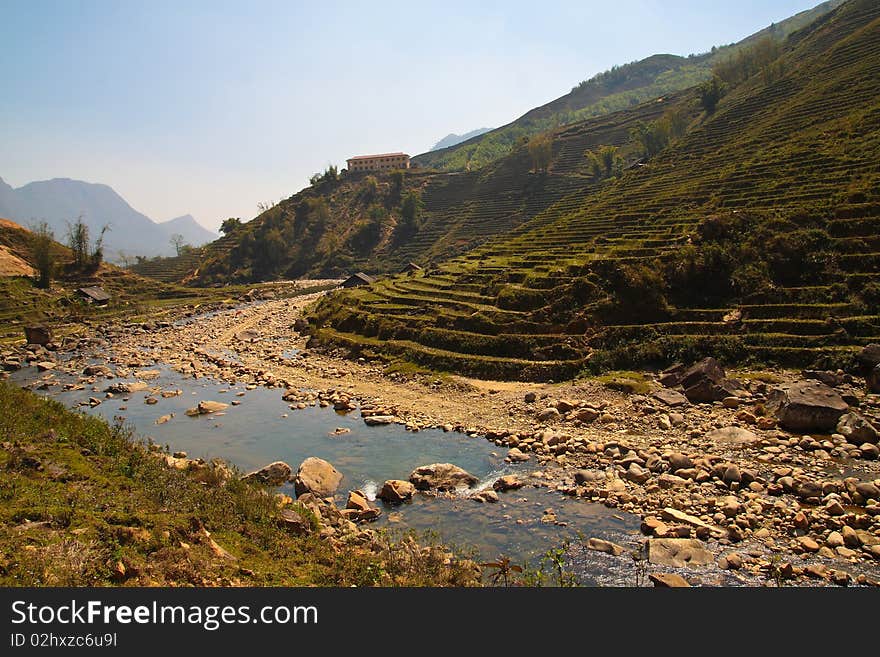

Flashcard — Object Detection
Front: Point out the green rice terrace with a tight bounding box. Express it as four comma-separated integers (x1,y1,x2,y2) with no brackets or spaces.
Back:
306,0,880,380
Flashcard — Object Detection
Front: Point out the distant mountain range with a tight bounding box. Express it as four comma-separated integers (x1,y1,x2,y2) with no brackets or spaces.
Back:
430,128,492,151
0,177,217,260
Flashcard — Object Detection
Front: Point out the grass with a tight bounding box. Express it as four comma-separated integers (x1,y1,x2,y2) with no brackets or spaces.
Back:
0,382,480,587
590,370,653,395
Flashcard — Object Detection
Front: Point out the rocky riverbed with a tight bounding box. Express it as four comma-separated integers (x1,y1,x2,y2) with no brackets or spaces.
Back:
3,292,880,586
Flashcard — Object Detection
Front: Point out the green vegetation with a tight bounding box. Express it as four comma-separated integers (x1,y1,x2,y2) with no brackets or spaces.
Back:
411,1,844,172
30,221,55,289
305,0,880,379
0,383,479,586
528,132,554,172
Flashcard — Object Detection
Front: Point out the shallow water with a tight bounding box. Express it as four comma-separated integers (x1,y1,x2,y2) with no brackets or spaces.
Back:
10,363,640,580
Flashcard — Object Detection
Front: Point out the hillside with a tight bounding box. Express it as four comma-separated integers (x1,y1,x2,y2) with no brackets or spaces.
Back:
0,177,211,260
307,0,880,380
412,0,845,172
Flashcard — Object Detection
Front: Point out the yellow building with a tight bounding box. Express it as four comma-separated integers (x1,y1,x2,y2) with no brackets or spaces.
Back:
346,152,410,172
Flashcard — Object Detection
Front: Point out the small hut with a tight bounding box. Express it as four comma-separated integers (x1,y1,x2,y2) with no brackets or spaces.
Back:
76,286,111,305
340,272,375,288
402,262,423,275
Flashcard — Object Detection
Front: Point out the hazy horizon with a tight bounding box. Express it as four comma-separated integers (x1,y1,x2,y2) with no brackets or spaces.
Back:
1,0,824,231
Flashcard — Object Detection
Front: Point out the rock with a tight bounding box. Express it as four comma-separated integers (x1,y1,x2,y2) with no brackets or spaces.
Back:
506,447,530,462
471,489,499,503
537,407,561,422
675,357,744,403
660,507,722,536
826,531,844,548
276,509,311,535
646,538,713,567
345,490,381,520
667,452,694,472
24,325,52,346
857,344,880,370
626,463,651,485
797,536,820,553
586,537,626,556
681,359,726,388
104,381,149,394
649,573,691,587
524,392,537,403
36,361,56,371
721,553,743,570
575,469,602,485
795,480,823,500
723,464,742,486
188,400,229,416
860,443,880,460
293,457,343,497
363,415,395,426
653,389,689,407
659,363,687,387
657,473,688,489
155,414,173,425
575,408,599,422
855,481,880,500
83,364,113,377
493,475,522,492
377,479,415,504
706,426,760,446
837,412,879,445
144,396,158,405
869,365,880,394
555,399,577,413
842,525,861,548
767,381,848,432
241,461,292,486
409,463,478,491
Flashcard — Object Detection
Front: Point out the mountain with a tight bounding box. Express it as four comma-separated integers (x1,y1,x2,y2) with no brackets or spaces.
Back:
413,0,846,172
430,129,492,152
159,214,218,248
0,177,214,260
301,0,880,379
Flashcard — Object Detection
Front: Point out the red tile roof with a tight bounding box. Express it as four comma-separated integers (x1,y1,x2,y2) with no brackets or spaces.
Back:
346,152,409,161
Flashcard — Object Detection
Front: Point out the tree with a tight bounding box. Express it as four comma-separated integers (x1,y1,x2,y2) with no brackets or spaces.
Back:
585,145,621,179
220,217,242,235
170,233,187,256
31,221,55,289
66,216,90,268
400,189,423,230
630,121,671,158
256,200,277,213
528,132,553,172
699,76,725,114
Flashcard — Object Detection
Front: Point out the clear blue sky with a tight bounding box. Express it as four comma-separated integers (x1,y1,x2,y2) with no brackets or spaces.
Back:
0,0,825,230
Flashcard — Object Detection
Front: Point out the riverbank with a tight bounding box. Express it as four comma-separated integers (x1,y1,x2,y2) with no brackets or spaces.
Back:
0,381,480,586
4,292,880,586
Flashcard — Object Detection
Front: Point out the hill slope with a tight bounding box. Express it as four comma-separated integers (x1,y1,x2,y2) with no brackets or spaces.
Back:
159,214,218,246
308,0,880,380
412,0,845,172
0,177,210,260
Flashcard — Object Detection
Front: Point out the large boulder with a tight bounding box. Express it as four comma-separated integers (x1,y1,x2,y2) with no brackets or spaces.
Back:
293,457,343,497
377,479,415,504
706,426,760,446
767,381,848,432
669,357,746,403
185,400,229,416
409,463,478,491
857,344,880,370
869,364,880,395
646,538,713,567
837,412,879,445
241,461,292,486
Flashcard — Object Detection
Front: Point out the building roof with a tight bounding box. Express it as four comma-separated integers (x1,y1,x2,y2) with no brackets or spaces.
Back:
344,272,375,284
77,286,111,302
346,152,409,162
403,262,423,270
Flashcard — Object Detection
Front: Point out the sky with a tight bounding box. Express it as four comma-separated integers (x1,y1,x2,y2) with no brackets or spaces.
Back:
0,0,826,231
